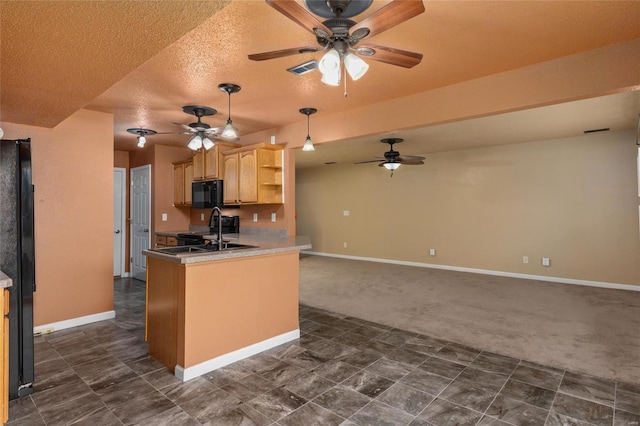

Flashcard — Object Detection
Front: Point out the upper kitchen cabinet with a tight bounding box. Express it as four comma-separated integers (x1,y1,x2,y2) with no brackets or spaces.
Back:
193,142,239,181
223,143,283,205
173,160,193,206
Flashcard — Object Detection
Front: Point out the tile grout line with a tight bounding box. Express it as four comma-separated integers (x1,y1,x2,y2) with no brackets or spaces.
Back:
543,369,566,425
476,355,523,425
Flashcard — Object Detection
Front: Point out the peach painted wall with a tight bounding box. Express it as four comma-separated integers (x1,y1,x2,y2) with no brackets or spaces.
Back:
3,109,115,326
297,130,640,286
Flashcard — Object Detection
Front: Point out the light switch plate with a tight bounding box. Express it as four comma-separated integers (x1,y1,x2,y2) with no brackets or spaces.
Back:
542,257,550,267
161,213,167,221
343,210,350,216
271,213,277,222
200,213,205,221
253,213,258,222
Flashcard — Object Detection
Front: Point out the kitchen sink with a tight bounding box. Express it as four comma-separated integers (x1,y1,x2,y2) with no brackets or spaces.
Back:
152,243,257,255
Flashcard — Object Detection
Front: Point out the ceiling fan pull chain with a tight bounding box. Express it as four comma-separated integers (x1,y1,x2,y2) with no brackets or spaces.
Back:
343,62,348,98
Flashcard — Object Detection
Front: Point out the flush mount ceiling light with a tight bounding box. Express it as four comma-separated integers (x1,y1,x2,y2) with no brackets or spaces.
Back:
299,107,318,152
218,83,241,139
127,128,157,148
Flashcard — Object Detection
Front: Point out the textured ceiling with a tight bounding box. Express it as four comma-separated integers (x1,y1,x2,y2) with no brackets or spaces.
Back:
1,0,639,156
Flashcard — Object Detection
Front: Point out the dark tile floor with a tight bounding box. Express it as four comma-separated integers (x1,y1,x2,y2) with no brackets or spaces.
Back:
8,277,640,425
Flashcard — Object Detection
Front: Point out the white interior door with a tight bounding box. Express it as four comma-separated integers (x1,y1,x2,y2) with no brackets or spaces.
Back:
131,165,151,281
113,168,126,276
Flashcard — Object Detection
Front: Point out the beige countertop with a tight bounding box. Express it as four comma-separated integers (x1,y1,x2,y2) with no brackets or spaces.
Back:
143,235,311,264
0,271,13,288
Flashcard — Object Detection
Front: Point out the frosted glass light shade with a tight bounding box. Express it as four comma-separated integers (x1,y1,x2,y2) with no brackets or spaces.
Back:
302,136,315,151
203,137,215,150
382,161,400,171
319,49,341,86
222,120,237,139
344,53,369,80
137,135,146,148
188,135,203,151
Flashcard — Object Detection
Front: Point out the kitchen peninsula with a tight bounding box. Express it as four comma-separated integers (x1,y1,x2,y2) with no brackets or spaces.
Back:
142,234,311,381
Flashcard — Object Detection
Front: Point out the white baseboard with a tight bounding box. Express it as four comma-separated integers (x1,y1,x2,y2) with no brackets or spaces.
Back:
34,310,116,335
175,329,300,382
302,251,640,292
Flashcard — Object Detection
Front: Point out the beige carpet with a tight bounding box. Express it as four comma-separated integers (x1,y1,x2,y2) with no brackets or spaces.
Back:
299,254,640,384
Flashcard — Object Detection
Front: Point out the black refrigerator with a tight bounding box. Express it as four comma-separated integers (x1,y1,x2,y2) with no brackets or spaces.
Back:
0,139,35,399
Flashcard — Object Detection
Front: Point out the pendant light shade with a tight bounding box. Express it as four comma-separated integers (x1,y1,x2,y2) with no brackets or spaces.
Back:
127,128,157,149
319,49,341,86
382,161,401,171
299,107,317,152
187,134,203,151
202,137,215,150
218,83,241,139
343,53,369,81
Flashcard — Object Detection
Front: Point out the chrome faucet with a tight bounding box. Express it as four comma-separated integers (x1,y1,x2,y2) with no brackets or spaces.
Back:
210,206,223,250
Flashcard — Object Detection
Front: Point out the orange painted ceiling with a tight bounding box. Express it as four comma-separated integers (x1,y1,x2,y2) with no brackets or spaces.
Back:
2,1,640,152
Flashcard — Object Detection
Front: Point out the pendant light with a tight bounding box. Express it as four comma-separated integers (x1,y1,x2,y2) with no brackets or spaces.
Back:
127,128,157,148
218,83,241,139
299,108,317,152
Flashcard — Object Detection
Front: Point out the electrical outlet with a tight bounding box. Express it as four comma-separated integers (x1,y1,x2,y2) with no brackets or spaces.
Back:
343,210,350,216
429,248,436,256
542,257,550,267
523,256,529,264
271,213,277,222
200,213,205,221
161,213,167,221
270,135,276,144
253,213,258,222
343,242,348,248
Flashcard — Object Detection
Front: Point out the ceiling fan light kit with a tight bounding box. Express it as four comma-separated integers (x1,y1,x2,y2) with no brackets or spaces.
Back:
249,0,424,86
126,128,157,148
300,107,318,151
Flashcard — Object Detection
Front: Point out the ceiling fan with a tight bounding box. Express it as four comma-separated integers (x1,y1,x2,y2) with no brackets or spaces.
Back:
356,137,425,176
248,0,425,80
166,105,230,151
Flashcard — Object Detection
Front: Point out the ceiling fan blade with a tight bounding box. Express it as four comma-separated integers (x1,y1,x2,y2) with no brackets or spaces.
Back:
350,0,425,39
355,159,384,164
172,122,196,132
265,0,331,37
204,127,222,136
398,158,425,165
397,154,426,161
358,43,422,68
248,46,320,61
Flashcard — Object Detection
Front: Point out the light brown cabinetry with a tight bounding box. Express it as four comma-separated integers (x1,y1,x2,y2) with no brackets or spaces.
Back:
173,161,193,206
1,288,8,423
222,143,283,205
155,235,177,248
192,142,239,181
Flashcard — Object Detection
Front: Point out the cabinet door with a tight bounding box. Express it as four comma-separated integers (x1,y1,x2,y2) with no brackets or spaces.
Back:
204,147,218,179
184,162,194,205
239,150,258,203
193,149,205,180
173,164,184,205
223,154,239,204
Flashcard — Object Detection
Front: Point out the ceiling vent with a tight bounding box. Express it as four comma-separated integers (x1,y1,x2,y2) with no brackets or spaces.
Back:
287,60,318,76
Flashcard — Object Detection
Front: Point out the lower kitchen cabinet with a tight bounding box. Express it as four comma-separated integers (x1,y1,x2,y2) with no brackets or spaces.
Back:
1,289,8,423
155,234,177,248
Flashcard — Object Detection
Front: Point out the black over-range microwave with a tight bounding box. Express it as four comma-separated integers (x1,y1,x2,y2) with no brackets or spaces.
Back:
192,180,223,209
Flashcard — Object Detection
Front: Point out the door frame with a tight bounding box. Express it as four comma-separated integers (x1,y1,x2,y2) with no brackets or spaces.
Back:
130,164,151,280
114,167,127,277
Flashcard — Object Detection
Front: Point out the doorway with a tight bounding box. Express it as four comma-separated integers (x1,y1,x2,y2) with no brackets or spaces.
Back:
130,165,151,281
113,168,126,277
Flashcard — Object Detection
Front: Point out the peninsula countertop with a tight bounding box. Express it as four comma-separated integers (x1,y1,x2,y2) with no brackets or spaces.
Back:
143,235,311,264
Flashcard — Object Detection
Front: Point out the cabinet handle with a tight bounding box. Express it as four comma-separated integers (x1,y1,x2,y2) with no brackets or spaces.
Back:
143,229,149,233
114,230,121,234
